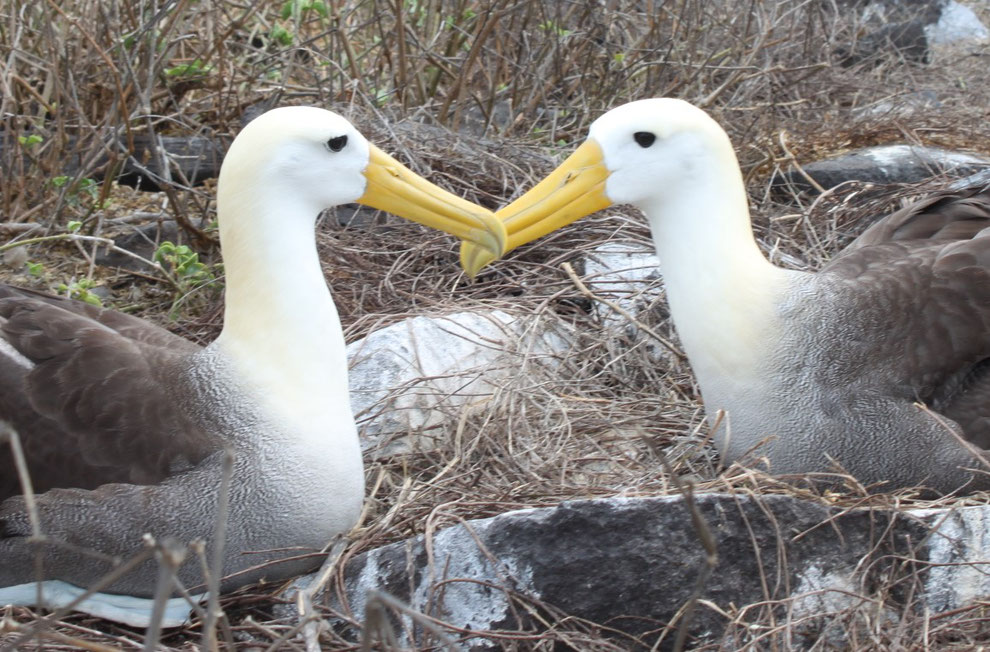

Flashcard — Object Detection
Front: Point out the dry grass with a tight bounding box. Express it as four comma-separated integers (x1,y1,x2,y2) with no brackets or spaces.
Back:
3,0,990,649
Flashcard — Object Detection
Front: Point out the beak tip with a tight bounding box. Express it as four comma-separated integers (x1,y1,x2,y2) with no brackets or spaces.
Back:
459,241,494,279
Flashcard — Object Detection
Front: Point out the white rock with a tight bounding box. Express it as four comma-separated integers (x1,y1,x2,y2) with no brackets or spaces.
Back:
927,1,989,45
347,310,571,457
581,242,662,330
863,144,986,171
914,503,990,612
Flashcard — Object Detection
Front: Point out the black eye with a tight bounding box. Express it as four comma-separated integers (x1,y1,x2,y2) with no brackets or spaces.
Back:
633,132,656,148
326,135,348,152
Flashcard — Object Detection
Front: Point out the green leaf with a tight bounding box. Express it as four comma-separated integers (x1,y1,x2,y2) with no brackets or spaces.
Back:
78,177,99,199
165,60,213,79
272,24,293,46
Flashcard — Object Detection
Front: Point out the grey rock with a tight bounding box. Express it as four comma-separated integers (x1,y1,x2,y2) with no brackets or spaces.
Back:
113,135,225,190
456,100,514,137
582,242,662,332
347,310,572,457
837,17,932,66
926,1,989,45
917,504,990,612
853,89,941,119
834,0,942,66
1,246,28,270
579,242,685,365
833,0,987,66
282,493,990,649
95,220,180,271
330,203,384,229
950,167,990,191
773,145,989,196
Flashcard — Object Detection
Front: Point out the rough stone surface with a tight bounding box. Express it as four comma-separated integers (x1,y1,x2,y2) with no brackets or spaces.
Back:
917,504,990,612
853,89,942,119
837,17,933,66
579,242,685,365
95,220,180,271
281,493,986,649
347,310,571,456
582,242,662,331
833,0,986,66
950,167,990,191
773,145,989,196
926,0,989,44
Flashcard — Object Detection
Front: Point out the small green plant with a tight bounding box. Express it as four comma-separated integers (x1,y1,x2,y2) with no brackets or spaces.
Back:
444,7,476,28
51,176,102,208
154,241,214,292
26,261,44,277
279,0,328,20
56,278,103,306
271,24,293,46
370,87,390,107
154,241,219,318
18,134,43,148
268,0,328,46
538,20,570,37
164,59,213,80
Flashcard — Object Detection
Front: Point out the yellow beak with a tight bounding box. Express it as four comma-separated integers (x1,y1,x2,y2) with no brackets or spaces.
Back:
459,140,612,277
358,144,506,259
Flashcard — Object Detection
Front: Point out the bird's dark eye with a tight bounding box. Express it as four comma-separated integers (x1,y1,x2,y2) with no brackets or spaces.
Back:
633,132,656,148
326,135,348,152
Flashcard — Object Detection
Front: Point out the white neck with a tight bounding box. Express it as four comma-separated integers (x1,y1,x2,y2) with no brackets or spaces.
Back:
213,185,350,424
640,148,799,382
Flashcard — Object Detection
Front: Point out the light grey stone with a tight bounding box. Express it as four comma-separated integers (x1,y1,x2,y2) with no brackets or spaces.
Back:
346,310,572,456
854,89,941,119
926,1,989,44
774,145,989,196
582,242,662,330
916,503,990,613
951,167,990,191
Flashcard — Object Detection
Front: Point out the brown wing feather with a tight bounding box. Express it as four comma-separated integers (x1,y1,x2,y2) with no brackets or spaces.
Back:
0,285,198,351
842,186,990,252
822,185,990,449
0,287,216,500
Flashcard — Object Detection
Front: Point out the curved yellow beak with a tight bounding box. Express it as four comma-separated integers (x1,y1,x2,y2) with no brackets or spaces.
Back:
460,140,612,278
358,144,506,260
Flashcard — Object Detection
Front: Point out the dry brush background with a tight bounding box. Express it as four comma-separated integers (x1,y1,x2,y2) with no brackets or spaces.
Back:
2,0,990,649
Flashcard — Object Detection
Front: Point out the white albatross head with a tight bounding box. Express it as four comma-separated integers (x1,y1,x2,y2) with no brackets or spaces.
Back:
218,106,506,258
460,98,740,276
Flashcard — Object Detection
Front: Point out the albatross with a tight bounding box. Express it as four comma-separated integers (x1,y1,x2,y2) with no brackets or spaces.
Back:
0,106,505,626
461,98,990,493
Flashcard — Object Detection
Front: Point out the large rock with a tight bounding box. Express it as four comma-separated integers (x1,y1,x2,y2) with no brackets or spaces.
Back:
581,242,662,332
834,0,987,66
925,0,989,45
285,493,990,649
347,310,571,456
950,167,990,192
773,145,989,196
578,242,687,365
